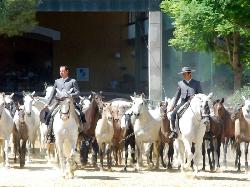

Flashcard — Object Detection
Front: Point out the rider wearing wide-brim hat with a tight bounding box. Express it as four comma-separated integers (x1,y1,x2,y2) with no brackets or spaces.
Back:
169,66,203,139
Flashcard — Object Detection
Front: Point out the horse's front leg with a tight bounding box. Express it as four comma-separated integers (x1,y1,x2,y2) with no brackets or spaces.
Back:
124,141,129,171
2,139,10,168
26,140,32,163
223,137,229,168
56,140,65,178
182,139,193,171
107,144,112,171
244,142,249,172
99,143,105,171
145,143,153,169
153,141,160,170
135,141,142,171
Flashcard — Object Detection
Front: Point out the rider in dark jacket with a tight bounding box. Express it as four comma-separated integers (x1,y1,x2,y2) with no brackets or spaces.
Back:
45,65,83,143
169,67,202,139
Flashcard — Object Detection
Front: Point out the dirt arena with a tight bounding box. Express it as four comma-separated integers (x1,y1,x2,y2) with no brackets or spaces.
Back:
0,147,249,187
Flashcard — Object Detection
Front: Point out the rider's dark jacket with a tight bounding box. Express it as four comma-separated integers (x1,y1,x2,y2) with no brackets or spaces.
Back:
47,77,80,105
172,79,202,107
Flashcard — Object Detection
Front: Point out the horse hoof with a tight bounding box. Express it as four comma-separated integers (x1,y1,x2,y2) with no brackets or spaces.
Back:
162,163,167,168
123,167,127,172
108,168,112,172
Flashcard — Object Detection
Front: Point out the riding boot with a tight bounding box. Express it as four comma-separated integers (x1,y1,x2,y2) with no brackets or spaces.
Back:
169,119,178,139
47,118,55,143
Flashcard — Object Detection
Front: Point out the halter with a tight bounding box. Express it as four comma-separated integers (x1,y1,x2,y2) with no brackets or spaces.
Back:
59,102,71,120
189,97,210,124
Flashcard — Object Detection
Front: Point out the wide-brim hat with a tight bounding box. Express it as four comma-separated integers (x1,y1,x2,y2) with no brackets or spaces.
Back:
178,66,195,74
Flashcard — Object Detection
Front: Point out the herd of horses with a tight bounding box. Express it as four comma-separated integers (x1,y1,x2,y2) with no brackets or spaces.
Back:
0,86,250,179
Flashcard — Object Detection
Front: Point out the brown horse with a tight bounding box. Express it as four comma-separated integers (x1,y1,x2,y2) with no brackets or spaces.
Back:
79,91,103,167
212,98,235,168
232,97,250,172
13,108,28,168
159,101,174,169
111,105,125,166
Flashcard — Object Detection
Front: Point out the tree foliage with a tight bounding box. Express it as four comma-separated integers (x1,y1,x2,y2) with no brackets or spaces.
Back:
0,0,38,37
161,0,250,89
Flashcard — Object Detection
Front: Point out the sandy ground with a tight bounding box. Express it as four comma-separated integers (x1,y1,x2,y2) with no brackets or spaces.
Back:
0,147,250,187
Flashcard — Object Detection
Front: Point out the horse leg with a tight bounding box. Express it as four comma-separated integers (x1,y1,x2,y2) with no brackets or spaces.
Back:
124,141,129,171
223,137,229,168
207,138,215,171
113,145,118,166
193,142,203,174
245,142,249,172
4,139,10,168
214,138,221,169
202,139,206,171
236,142,241,172
183,139,193,171
107,144,112,171
20,139,25,168
135,141,142,171
168,142,174,169
80,139,89,166
26,140,32,163
56,140,65,178
145,143,153,169
91,139,99,168
99,143,105,171
154,141,160,170
160,143,167,168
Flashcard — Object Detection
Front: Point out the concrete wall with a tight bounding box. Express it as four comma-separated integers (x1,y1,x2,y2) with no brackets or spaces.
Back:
37,12,134,92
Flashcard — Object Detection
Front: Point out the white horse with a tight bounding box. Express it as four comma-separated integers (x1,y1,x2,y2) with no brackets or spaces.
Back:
130,94,163,171
95,103,114,171
23,91,41,162
174,93,213,173
53,89,79,179
0,93,14,167
38,85,57,161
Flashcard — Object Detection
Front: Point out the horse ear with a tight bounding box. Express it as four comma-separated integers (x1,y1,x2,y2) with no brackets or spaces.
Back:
44,82,48,89
207,92,213,99
31,91,36,96
242,95,246,101
10,93,14,98
88,95,92,99
130,96,135,101
221,98,224,103
79,96,84,100
22,91,26,96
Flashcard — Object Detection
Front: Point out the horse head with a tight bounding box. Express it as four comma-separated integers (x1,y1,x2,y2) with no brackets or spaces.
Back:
241,96,250,121
90,91,104,114
191,93,213,127
23,91,35,116
213,98,225,117
0,93,6,118
56,89,75,121
5,93,16,117
130,94,147,117
102,103,113,122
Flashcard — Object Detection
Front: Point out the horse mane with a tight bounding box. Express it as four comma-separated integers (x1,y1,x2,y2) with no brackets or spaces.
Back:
108,98,131,103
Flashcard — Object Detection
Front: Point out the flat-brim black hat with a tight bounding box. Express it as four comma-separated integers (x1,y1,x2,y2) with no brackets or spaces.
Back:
178,66,195,74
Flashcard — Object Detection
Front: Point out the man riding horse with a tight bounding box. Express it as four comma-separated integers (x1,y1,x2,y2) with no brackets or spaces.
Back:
45,65,85,143
169,66,202,139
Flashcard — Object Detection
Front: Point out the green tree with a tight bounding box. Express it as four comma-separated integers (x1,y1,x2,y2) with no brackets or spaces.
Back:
0,0,38,37
161,0,250,90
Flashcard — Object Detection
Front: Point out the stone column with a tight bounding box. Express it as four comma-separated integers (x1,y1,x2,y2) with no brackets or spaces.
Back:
148,11,162,100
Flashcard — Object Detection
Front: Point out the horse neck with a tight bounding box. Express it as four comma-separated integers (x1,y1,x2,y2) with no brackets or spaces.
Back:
188,99,201,120
138,105,152,122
